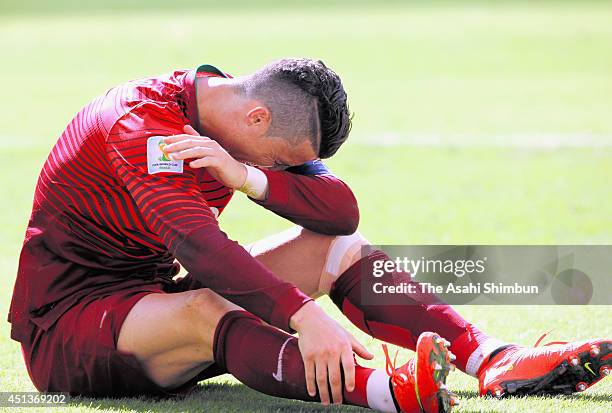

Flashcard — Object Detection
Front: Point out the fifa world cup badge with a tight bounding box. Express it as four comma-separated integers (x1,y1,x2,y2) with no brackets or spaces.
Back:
147,136,183,174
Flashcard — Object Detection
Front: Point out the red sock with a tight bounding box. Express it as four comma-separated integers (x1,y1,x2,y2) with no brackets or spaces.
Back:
213,310,374,407
329,250,502,374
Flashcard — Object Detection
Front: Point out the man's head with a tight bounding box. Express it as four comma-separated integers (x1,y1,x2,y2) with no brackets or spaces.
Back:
199,58,351,169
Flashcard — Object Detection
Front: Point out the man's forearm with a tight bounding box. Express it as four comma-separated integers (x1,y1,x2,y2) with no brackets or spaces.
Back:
250,169,360,235
174,225,312,331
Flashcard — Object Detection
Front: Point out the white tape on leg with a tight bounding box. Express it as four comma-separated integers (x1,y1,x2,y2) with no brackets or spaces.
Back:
319,231,368,294
465,338,508,377
366,369,398,413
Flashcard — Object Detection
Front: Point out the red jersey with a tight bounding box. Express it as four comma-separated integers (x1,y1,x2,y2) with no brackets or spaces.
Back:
9,65,359,343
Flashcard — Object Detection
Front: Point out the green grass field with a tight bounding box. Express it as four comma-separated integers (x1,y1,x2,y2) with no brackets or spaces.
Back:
1,1,611,412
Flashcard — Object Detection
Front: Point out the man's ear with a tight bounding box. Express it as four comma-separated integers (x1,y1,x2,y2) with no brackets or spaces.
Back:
246,106,271,129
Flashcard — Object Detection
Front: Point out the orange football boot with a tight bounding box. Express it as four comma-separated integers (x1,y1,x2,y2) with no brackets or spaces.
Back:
384,332,459,413
478,333,611,398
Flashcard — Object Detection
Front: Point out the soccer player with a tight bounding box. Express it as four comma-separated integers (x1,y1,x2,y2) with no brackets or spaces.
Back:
8,59,609,413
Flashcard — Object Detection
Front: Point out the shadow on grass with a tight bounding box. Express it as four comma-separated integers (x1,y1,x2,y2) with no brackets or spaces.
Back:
69,381,371,413
454,389,480,399
555,392,612,403
65,380,612,412
434,389,612,413
454,387,612,402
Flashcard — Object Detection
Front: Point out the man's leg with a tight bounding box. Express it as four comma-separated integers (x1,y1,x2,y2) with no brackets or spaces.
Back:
117,288,239,388
247,226,506,377
117,287,402,410
247,226,612,398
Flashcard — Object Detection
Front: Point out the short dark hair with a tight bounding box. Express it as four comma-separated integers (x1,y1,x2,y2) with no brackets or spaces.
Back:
242,58,352,158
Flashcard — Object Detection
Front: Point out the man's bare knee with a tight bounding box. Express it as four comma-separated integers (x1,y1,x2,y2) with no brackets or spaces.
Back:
119,289,237,353
179,289,242,341
245,226,335,297
244,226,371,297
247,226,334,257
182,288,242,325
117,289,242,389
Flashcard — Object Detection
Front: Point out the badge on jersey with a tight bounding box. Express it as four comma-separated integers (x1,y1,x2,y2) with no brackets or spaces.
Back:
147,136,183,174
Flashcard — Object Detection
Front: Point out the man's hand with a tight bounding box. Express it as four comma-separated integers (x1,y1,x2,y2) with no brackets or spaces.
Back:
163,125,247,189
290,301,374,405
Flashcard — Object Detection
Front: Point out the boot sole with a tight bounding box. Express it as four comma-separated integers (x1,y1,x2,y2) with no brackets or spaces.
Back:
417,333,459,412
488,340,611,397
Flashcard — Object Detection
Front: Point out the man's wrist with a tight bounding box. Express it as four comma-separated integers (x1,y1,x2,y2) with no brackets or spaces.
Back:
289,300,318,332
237,164,269,200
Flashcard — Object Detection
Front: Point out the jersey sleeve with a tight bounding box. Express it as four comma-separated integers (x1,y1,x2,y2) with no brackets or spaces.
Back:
105,102,311,330
251,160,360,235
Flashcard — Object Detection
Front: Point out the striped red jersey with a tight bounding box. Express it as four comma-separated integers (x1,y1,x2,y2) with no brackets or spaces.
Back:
9,65,318,341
